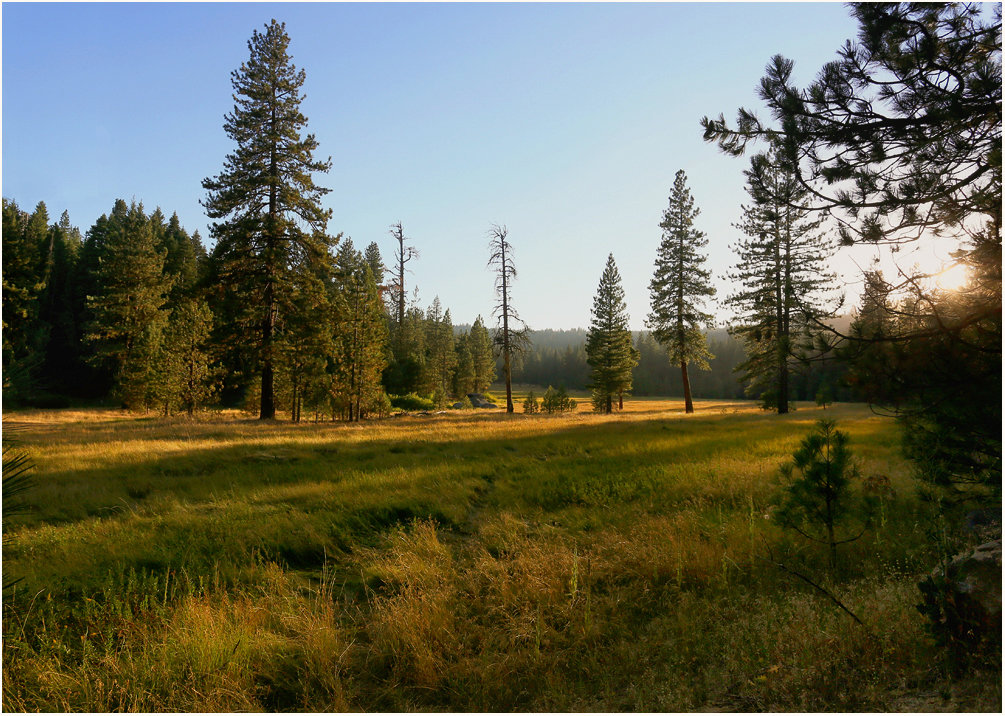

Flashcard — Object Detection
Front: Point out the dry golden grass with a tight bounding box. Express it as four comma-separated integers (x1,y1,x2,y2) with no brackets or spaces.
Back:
2,400,997,711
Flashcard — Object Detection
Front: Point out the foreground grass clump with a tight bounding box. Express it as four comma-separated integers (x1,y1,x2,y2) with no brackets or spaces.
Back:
2,401,999,711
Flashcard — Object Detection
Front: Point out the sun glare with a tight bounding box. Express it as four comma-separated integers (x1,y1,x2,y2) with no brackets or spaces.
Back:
936,263,970,291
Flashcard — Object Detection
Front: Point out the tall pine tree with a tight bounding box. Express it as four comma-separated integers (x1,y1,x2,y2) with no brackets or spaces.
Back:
202,19,333,420
85,200,172,410
726,148,833,413
469,314,496,393
647,170,716,413
586,254,638,413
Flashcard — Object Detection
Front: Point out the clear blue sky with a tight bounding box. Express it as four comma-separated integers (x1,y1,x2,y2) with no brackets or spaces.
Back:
4,2,870,330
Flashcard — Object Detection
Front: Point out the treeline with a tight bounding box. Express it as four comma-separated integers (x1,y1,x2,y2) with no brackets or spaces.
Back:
511,328,852,402
0,196,505,418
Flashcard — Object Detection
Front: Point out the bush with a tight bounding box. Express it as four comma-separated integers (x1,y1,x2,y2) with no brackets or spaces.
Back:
390,393,436,411
541,386,576,414
372,392,394,418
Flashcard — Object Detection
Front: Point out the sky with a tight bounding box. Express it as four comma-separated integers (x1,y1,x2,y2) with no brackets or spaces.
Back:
2,2,952,330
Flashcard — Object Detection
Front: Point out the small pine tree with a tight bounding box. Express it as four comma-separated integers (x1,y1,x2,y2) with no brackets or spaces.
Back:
774,419,871,570
586,254,638,414
523,390,539,414
542,385,576,414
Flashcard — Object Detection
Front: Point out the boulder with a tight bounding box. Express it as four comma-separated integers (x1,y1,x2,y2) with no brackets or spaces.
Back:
466,393,498,409
919,538,1001,657
943,539,1002,623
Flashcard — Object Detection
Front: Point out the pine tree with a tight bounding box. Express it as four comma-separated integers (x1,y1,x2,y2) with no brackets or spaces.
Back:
202,19,333,420
85,200,171,410
37,210,83,396
586,254,638,414
452,331,475,397
160,212,206,303
2,199,50,398
150,298,216,416
647,170,716,413
487,224,529,413
424,298,457,400
726,149,834,413
469,314,496,393
329,241,388,421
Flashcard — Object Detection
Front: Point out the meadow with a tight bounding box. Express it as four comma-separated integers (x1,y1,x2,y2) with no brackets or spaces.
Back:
2,398,999,711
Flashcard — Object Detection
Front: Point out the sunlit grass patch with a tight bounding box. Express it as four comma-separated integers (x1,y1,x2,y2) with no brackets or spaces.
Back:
2,400,994,711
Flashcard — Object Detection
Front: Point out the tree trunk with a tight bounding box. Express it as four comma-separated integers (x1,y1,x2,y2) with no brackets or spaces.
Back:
681,360,694,413
261,89,279,421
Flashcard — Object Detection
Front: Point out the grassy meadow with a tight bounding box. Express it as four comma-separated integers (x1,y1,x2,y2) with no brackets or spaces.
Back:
2,398,999,711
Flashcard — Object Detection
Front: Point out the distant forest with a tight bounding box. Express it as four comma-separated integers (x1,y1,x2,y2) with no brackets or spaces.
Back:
503,328,851,402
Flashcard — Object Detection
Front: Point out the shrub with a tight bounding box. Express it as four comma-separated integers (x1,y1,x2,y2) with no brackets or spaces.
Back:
390,393,436,411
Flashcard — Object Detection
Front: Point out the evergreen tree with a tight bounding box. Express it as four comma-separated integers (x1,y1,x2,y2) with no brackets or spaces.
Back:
487,224,529,413
364,242,386,292
424,298,456,399
85,200,172,410
37,210,83,397
275,264,332,423
202,19,333,420
329,241,388,421
160,212,206,303
727,148,834,413
647,170,716,413
2,199,50,399
452,331,475,397
586,254,638,414
150,298,216,416
774,419,870,571
702,2,1001,498
469,314,496,392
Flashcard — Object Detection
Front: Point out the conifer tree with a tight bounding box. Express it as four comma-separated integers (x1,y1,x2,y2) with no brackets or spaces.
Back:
647,170,716,413
469,314,496,392
160,212,206,303
425,298,457,400
586,254,638,414
364,242,385,291
37,210,83,396
202,19,333,420
151,298,216,416
2,200,51,398
487,225,529,413
726,148,834,413
452,331,475,397
329,241,388,421
277,277,331,423
85,200,172,410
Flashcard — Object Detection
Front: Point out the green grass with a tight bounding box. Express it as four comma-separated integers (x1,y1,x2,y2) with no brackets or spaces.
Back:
2,401,999,711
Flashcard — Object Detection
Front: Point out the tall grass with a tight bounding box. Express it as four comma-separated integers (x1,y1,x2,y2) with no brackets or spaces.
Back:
2,401,998,711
